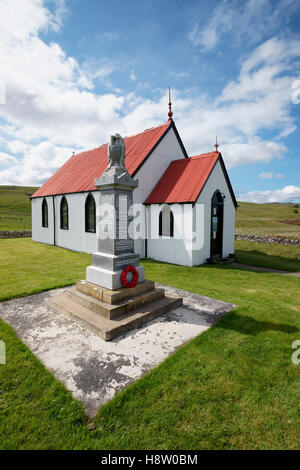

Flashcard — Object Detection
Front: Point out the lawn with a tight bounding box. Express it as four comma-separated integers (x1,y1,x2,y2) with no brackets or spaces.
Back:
0,239,299,449
0,185,37,231
0,239,91,302
235,239,300,272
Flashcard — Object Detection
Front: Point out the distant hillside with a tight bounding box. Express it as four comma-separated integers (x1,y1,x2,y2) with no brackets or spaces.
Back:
0,186,300,239
236,201,300,241
0,185,38,231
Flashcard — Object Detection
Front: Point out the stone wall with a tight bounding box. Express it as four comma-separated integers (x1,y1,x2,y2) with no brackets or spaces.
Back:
0,230,32,239
235,233,300,247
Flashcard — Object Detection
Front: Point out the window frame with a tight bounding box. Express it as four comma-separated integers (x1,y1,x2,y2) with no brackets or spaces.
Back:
158,205,174,238
60,195,69,230
42,198,48,228
85,193,96,233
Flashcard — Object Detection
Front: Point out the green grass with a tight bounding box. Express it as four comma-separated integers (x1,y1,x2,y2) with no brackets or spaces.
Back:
236,201,300,241
0,239,300,449
235,240,300,272
0,185,37,231
0,239,91,302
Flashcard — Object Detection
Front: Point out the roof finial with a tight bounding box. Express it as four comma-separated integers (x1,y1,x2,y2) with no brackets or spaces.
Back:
214,136,219,152
168,85,173,121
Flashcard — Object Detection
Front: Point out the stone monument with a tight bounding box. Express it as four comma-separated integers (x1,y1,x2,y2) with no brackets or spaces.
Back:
86,133,144,290
50,133,182,341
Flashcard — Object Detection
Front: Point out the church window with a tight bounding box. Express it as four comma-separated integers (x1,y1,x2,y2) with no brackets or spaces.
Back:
85,193,96,233
159,205,174,237
60,196,69,230
42,198,48,228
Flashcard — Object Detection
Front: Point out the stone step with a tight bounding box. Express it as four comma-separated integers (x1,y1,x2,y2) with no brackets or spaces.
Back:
49,293,183,341
67,287,165,320
76,279,155,305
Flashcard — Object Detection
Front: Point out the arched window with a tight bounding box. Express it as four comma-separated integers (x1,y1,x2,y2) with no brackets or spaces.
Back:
85,193,96,233
42,198,48,228
159,205,174,237
212,190,223,205
60,196,69,230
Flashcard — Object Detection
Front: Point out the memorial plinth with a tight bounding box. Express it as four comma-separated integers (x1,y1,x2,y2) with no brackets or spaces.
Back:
50,133,182,341
86,165,145,290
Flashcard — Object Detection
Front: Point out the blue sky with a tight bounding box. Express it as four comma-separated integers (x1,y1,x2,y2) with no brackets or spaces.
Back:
0,0,300,202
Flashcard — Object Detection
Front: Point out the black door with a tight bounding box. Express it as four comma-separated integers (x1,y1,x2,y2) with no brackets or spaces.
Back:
211,191,223,258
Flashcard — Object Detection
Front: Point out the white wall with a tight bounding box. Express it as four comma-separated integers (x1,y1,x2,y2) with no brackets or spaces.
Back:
192,159,236,265
32,192,99,253
133,126,185,205
132,125,185,257
55,192,98,253
32,196,54,245
146,204,194,266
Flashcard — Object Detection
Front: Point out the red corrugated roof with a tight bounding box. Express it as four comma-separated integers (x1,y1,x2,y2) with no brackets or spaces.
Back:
32,121,171,198
145,151,220,204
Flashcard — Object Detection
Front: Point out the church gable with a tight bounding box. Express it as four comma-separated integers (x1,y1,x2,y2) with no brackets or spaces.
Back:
144,151,237,207
195,153,237,208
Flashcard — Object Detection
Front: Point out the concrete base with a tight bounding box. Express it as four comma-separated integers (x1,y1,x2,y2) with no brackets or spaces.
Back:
76,279,156,305
0,284,236,416
50,277,182,340
86,264,145,290
68,285,165,320
50,291,182,341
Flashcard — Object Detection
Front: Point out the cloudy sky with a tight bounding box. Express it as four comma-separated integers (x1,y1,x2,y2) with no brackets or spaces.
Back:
0,0,300,203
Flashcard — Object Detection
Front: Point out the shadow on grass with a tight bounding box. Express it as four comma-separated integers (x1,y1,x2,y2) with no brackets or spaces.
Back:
234,248,300,272
220,313,299,336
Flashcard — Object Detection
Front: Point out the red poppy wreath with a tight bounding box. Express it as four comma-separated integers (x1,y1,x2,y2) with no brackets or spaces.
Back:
120,265,139,288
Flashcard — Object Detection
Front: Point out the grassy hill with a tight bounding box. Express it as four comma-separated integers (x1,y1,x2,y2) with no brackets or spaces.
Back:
0,185,38,231
236,201,300,241
0,186,300,241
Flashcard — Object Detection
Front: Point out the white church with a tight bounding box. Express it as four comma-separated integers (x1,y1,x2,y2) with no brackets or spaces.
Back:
31,104,237,267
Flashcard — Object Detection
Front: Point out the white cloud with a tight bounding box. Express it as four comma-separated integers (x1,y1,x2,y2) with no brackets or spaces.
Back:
0,0,53,41
189,20,218,50
177,36,300,167
0,142,73,185
0,1,299,187
237,185,300,203
219,139,287,169
259,172,284,179
0,152,17,164
188,0,299,51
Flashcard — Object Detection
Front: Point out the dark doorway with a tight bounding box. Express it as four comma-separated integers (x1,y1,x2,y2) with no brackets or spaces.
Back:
210,190,224,258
